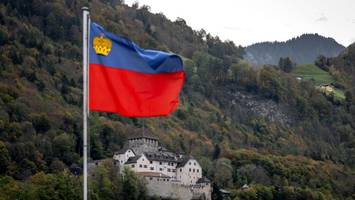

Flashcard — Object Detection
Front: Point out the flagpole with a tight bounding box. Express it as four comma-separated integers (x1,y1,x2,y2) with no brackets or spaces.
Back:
82,6,90,200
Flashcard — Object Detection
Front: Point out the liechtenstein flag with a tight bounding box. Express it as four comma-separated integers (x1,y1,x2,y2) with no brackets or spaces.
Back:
89,23,185,117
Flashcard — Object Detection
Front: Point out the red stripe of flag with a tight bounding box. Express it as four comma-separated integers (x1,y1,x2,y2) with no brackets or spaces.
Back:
89,64,185,117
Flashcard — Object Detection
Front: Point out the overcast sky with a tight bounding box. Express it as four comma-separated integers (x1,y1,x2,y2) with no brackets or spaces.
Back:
125,0,355,47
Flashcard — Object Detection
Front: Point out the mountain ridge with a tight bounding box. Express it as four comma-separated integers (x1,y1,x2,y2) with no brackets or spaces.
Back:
245,33,345,66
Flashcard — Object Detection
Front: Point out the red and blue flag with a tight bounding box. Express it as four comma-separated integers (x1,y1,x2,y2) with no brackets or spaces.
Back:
89,23,185,117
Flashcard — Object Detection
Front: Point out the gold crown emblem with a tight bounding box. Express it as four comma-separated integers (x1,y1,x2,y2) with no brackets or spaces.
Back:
93,36,112,56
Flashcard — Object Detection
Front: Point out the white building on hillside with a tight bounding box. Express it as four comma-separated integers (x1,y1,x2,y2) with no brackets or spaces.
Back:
113,133,211,200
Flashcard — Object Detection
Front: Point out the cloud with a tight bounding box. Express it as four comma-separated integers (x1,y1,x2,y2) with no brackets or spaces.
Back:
315,16,328,22
223,26,251,32
224,26,243,31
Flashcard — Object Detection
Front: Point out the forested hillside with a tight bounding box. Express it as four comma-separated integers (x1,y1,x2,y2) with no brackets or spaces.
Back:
245,34,345,66
0,0,354,200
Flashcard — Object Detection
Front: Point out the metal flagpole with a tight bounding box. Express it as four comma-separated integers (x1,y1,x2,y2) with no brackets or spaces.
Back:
82,6,90,200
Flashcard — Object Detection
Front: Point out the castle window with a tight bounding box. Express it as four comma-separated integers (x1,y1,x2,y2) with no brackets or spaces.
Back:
159,162,162,165
189,162,191,165
194,162,196,166
167,169,171,172
150,167,154,170
131,165,135,168
139,164,142,168
197,169,199,173
193,169,195,172
189,168,191,172
159,168,163,171
150,161,153,164
149,177,153,180
144,165,147,168
180,169,182,172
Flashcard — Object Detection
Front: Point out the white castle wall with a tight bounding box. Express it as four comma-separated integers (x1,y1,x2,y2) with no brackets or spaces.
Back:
125,155,177,178
176,158,202,185
113,149,135,166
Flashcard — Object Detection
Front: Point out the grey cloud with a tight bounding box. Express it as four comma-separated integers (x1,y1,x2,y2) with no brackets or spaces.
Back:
315,16,328,22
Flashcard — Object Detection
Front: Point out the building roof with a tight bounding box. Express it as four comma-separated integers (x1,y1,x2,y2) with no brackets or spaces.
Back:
176,156,193,168
127,130,158,140
114,147,135,155
196,177,211,184
136,172,170,178
144,151,178,162
125,156,140,164
175,148,185,155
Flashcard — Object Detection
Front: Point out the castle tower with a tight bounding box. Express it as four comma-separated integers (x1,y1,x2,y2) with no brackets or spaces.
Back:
128,132,159,155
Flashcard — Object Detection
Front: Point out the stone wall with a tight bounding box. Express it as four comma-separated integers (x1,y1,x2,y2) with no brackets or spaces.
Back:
128,138,159,155
144,178,211,200
145,179,193,200
192,183,212,200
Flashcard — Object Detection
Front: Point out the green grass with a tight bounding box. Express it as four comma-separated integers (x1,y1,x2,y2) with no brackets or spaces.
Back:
292,64,335,86
292,64,345,100
333,89,345,101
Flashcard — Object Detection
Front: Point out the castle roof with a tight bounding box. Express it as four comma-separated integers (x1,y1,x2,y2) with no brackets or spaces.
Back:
196,177,210,184
114,147,135,155
176,156,194,168
145,151,178,162
125,156,140,164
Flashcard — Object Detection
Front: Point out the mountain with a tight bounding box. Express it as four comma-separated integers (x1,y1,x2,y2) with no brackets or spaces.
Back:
245,34,345,66
0,1,354,199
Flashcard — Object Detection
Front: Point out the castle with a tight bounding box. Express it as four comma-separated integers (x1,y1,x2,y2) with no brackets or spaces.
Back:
113,132,211,200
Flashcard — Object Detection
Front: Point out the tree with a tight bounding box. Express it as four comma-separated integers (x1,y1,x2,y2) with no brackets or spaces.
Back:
52,133,75,164
50,159,66,173
278,57,295,73
121,167,148,200
32,114,51,133
214,158,233,187
315,55,329,71
258,67,284,102
213,144,221,160
0,141,10,174
230,60,250,83
198,156,214,177
345,91,353,103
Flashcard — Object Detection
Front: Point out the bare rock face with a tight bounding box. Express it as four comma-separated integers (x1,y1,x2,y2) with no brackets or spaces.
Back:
228,90,294,127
